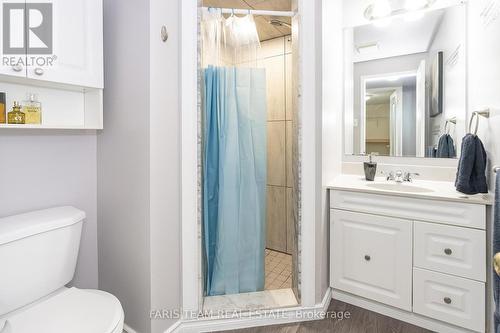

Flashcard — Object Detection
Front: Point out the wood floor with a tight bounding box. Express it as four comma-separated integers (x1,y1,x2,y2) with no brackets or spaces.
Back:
219,299,432,333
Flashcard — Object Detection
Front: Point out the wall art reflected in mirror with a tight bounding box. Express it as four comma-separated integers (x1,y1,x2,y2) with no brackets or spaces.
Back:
344,3,466,158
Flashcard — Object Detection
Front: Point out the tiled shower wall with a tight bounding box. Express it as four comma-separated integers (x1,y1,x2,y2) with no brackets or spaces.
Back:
261,36,295,255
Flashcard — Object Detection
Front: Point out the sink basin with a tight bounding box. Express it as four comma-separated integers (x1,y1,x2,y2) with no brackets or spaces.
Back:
366,183,435,193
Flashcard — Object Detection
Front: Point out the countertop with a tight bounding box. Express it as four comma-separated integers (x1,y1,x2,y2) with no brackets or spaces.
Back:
327,175,494,206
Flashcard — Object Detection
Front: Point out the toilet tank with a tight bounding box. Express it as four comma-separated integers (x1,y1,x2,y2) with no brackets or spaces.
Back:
0,207,85,316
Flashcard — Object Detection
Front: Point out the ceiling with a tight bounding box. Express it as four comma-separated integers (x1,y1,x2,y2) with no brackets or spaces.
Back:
203,0,292,41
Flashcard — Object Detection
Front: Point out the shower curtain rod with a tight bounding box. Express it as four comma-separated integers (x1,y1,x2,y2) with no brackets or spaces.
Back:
203,7,296,17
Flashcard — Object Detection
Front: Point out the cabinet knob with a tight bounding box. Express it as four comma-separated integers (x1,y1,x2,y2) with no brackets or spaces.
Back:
444,248,452,255
364,255,371,261
34,67,45,76
12,65,23,72
444,297,452,304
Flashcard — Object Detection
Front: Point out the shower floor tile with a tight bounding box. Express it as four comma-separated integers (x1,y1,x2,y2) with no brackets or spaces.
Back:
265,249,292,290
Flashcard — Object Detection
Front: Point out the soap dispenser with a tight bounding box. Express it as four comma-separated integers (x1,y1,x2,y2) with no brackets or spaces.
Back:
364,153,377,181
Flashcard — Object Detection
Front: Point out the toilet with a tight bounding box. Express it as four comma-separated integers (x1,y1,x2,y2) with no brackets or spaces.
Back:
0,207,124,333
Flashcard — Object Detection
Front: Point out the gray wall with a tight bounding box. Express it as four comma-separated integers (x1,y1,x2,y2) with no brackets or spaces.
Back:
100,0,181,332
99,0,151,332
0,131,98,289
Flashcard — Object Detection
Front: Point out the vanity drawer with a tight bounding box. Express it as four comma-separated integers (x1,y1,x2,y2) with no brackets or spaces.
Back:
413,268,485,332
331,190,486,229
331,210,412,311
414,222,486,281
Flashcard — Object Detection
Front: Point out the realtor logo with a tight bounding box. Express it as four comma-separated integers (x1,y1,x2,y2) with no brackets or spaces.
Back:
3,3,53,54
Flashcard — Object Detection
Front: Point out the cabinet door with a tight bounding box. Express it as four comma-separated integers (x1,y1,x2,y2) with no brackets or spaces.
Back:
0,0,27,78
26,0,103,88
331,210,412,311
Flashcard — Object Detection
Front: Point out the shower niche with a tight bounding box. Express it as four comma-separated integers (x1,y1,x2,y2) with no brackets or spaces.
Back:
199,0,300,312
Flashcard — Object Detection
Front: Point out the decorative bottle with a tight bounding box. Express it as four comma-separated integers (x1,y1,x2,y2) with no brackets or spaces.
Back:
22,93,42,125
8,102,25,124
0,93,5,124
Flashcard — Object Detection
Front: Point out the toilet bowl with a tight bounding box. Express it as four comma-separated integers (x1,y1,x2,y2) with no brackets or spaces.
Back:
0,288,124,333
0,207,124,333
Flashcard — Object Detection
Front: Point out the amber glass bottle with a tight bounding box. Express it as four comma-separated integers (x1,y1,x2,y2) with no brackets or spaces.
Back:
0,93,5,124
8,102,25,124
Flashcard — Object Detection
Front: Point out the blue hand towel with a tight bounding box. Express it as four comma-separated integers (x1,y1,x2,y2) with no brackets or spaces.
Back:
494,172,500,332
455,134,488,194
437,134,456,158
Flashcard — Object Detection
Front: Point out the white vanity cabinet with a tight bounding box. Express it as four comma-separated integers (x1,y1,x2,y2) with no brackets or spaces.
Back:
330,189,489,333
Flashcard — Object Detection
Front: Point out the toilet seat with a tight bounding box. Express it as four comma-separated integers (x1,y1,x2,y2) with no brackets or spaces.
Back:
2,287,124,333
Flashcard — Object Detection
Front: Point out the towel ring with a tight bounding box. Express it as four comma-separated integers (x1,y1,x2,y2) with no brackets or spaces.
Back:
444,117,456,135
468,110,490,135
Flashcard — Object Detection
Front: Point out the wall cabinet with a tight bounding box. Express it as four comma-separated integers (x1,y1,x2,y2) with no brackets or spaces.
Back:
330,189,488,333
0,0,103,129
1,0,103,88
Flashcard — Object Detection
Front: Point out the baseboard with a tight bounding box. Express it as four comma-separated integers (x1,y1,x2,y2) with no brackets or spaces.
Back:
123,323,139,333
167,289,332,333
332,289,476,333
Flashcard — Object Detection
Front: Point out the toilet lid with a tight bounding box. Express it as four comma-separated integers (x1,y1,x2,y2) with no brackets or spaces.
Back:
4,288,123,333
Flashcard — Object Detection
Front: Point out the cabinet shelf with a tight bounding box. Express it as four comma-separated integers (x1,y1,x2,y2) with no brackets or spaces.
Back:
0,124,99,130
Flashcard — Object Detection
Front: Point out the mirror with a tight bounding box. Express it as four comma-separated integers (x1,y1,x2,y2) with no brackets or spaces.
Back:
344,3,466,158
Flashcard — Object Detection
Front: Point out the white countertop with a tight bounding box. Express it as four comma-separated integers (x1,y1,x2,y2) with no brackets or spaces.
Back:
327,175,493,206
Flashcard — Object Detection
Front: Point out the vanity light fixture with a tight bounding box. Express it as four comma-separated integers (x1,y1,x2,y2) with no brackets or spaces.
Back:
356,42,380,54
405,0,429,11
371,0,392,18
365,0,436,22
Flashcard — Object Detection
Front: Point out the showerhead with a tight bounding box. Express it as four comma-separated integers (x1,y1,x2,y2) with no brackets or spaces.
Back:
268,19,292,28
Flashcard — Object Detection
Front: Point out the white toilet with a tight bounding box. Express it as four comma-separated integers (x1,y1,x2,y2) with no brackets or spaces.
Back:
0,206,124,333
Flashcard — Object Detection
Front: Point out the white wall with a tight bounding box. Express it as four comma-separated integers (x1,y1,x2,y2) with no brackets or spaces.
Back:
427,4,466,151
467,2,500,331
149,0,182,332
0,131,98,289
321,0,344,302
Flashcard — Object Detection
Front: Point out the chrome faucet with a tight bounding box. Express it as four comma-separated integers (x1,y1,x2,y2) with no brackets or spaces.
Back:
382,170,420,183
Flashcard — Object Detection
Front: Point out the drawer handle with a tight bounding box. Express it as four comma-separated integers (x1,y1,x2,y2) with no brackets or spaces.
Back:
364,255,371,261
444,248,453,255
444,297,452,304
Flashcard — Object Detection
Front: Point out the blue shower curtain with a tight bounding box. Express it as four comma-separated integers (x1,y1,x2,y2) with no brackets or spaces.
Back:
203,65,267,296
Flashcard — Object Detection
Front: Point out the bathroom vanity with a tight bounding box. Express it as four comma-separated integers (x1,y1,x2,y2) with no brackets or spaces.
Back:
329,175,492,333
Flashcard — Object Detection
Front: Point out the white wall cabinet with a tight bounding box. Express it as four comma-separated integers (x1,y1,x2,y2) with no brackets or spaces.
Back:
0,0,103,129
330,189,488,333
0,0,103,88
25,0,103,88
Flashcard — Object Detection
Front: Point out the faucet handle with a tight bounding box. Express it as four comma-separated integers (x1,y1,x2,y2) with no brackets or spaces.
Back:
404,172,420,182
381,170,395,181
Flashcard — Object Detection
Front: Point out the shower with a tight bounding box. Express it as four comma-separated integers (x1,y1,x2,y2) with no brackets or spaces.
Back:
200,0,299,311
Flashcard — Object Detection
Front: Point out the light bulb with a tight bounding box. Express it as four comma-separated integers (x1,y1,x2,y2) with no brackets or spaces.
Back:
405,0,428,11
372,0,392,18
